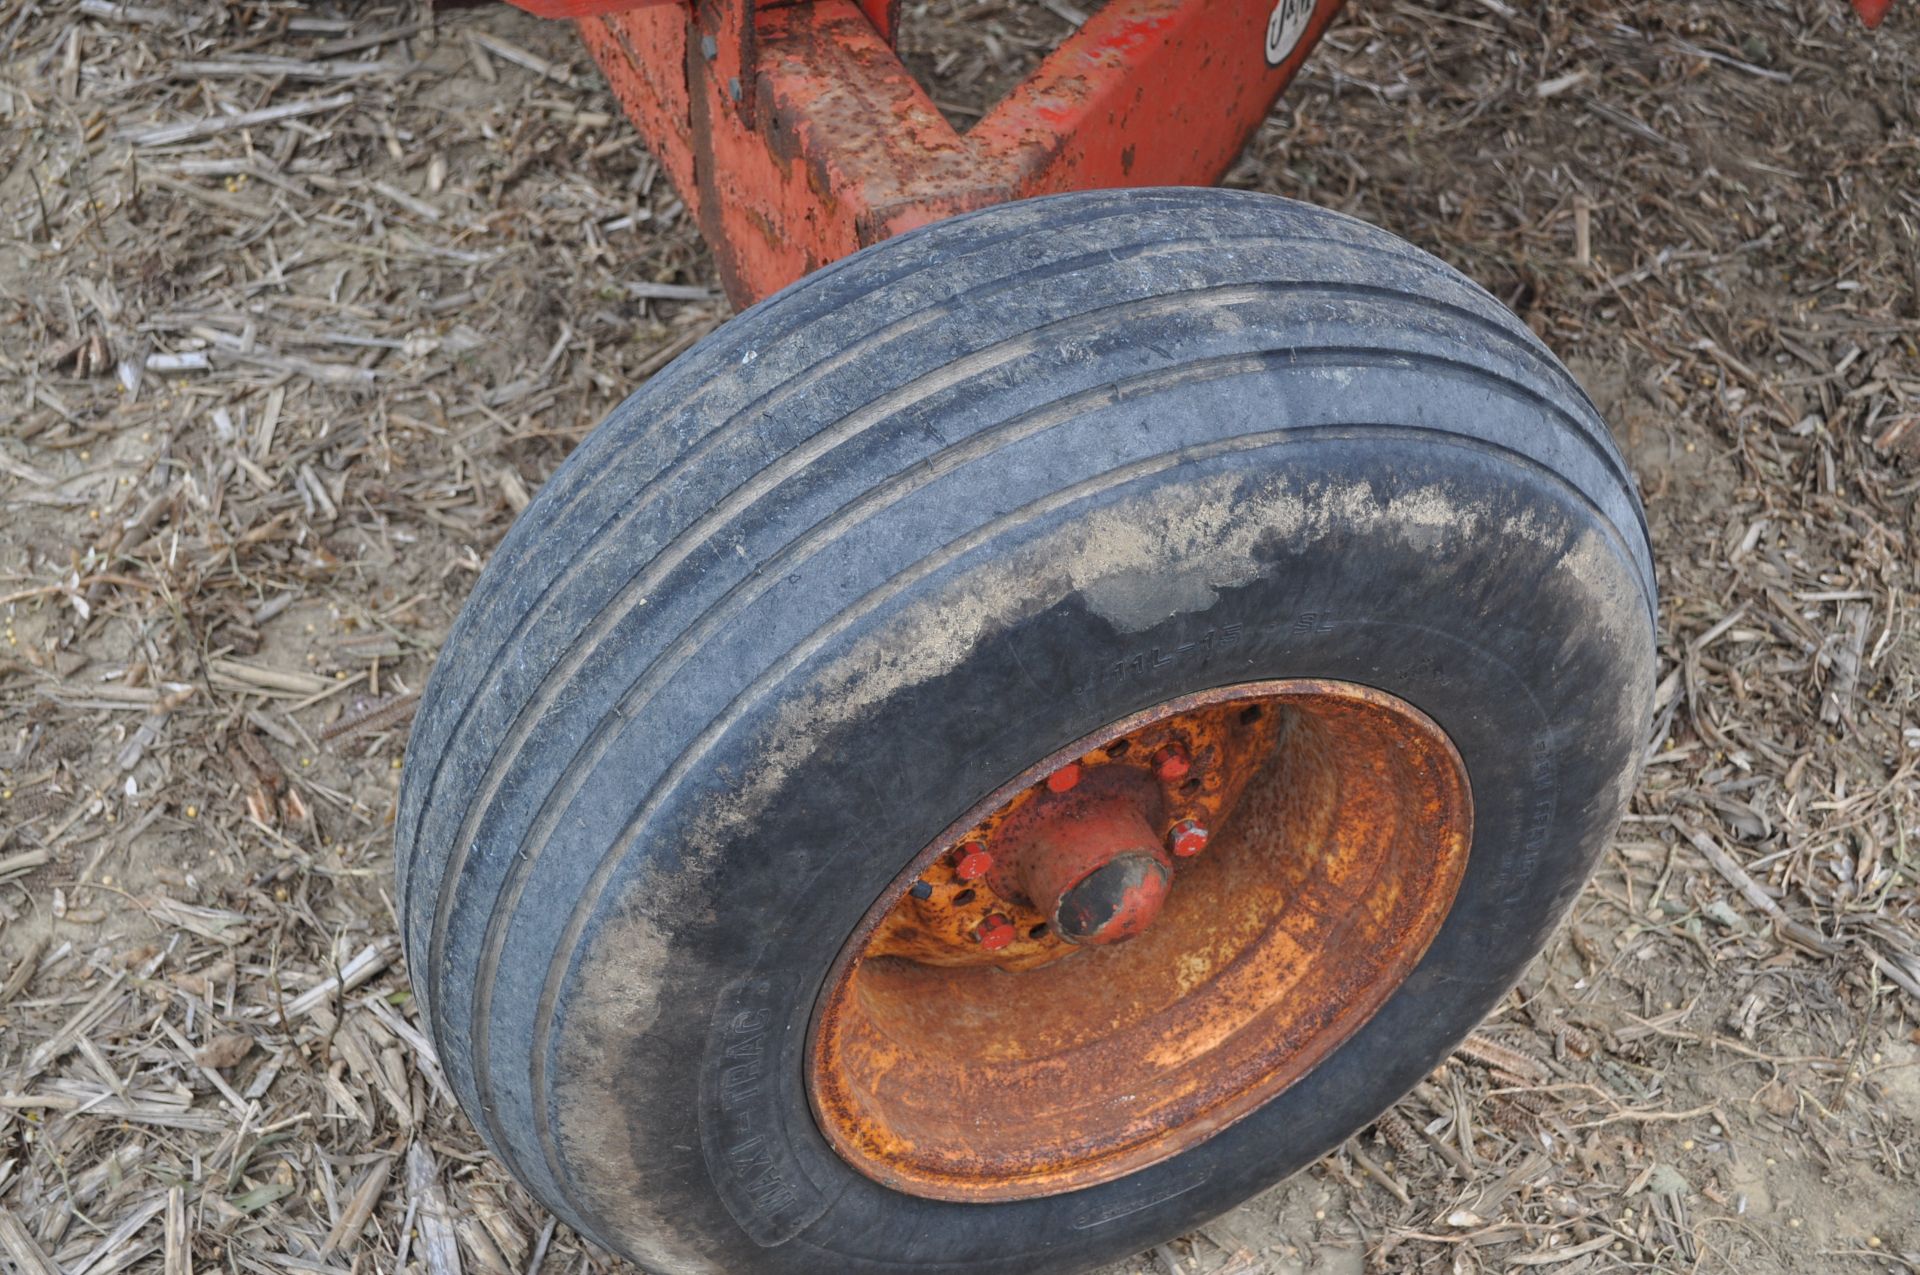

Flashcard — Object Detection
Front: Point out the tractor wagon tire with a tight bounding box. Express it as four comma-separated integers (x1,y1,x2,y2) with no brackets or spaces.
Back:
395,188,1656,1275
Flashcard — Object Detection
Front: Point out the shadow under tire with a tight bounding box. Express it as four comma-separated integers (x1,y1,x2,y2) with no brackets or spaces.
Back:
395,188,1656,1275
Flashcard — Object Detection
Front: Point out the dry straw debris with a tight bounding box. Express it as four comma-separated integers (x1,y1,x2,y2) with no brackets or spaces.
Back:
2,2,1917,1274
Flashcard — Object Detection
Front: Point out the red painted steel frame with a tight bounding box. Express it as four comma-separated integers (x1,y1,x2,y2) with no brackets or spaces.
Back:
536,0,1345,305
520,0,1894,304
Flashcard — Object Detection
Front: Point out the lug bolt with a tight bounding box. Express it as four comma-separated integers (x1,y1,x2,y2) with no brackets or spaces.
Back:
1169,818,1210,858
973,914,1016,950
1046,762,1083,793
954,841,993,881
1152,744,1192,782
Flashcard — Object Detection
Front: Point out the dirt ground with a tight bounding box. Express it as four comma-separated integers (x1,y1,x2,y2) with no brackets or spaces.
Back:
3,2,1918,1273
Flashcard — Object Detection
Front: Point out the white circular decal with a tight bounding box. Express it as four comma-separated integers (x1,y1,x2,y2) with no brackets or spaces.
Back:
1265,0,1315,67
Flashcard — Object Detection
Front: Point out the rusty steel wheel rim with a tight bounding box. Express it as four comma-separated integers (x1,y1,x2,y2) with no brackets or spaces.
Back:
805,679,1473,1203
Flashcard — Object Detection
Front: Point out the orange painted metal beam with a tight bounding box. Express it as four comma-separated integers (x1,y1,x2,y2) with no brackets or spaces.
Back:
969,0,1340,196
538,0,1892,305
574,0,1341,305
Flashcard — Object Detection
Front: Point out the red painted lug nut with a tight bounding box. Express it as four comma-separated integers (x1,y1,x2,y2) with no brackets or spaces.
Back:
1169,818,1210,858
973,914,1016,950
1046,762,1083,793
1152,744,1191,782
954,841,993,881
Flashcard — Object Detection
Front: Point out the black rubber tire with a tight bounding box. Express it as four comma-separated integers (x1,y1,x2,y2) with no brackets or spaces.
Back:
396,188,1656,1275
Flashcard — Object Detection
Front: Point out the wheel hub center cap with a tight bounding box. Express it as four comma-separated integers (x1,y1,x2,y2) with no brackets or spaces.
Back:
989,768,1173,946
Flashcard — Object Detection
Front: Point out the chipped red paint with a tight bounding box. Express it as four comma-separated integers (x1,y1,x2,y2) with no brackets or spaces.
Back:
559,0,1345,305
1169,817,1210,858
1152,743,1192,782
532,0,1884,296
847,691,1292,975
953,842,994,881
973,914,1016,950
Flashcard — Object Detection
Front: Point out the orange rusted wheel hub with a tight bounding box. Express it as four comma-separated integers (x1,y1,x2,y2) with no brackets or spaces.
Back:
807,680,1472,1202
